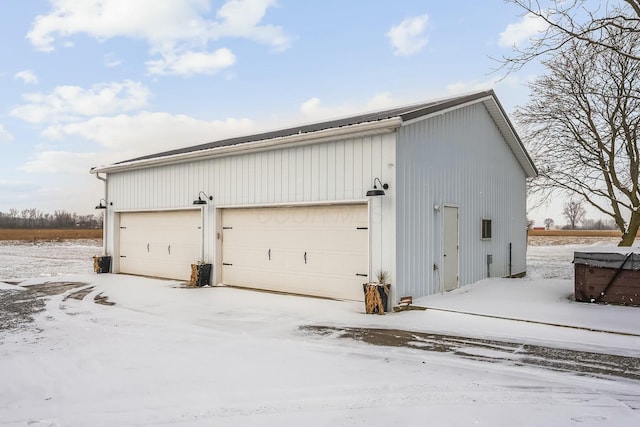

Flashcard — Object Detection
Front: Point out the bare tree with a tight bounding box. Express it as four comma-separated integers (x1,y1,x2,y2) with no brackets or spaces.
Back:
526,218,535,230
517,20,640,245
543,218,554,229
53,210,75,228
563,199,586,229
501,0,640,73
20,208,30,227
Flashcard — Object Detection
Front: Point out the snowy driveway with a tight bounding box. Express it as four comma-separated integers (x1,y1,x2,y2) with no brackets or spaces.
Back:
1,274,640,426
303,326,640,382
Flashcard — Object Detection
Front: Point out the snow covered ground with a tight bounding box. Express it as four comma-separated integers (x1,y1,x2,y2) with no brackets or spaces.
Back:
0,239,100,280
0,238,639,426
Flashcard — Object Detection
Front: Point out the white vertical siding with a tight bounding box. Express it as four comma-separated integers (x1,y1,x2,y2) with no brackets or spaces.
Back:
104,103,527,301
106,133,397,290
396,103,527,298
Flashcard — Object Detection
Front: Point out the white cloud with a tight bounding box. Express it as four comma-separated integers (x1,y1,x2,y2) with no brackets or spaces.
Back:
499,12,548,48
386,14,429,56
20,151,102,174
41,111,256,157
213,0,290,51
446,75,523,95
299,97,323,116
446,79,496,95
104,53,122,68
10,80,150,124
0,125,14,144
0,179,40,193
27,0,290,55
300,93,405,120
14,69,39,85
364,93,400,110
146,48,236,76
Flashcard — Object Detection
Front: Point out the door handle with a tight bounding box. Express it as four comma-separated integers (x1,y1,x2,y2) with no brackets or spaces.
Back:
168,245,171,255
268,249,271,260
147,243,150,252
304,252,307,264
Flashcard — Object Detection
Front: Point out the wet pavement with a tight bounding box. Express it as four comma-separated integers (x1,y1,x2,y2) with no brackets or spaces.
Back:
0,282,90,333
301,326,640,382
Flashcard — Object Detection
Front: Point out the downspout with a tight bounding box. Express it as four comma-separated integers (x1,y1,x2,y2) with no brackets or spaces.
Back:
95,172,108,256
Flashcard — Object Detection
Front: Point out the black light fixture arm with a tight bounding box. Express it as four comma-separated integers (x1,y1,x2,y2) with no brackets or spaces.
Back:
193,191,213,205
95,198,111,209
366,177,389,197
373,177,389,191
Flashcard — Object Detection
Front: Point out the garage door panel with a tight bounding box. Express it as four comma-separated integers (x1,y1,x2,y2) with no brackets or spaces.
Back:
223,229,276,248
222,205,368,301
224,247,272,269
119,210,201,281
222,267,364,300
312,229,368,252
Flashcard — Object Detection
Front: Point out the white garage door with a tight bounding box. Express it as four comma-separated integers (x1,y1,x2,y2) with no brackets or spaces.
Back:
222,204,369,301
119,210,201,280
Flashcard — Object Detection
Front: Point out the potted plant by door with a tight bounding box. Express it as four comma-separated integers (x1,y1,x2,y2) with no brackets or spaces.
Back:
189,260,212,287
363,270,391,314
93,254,112,273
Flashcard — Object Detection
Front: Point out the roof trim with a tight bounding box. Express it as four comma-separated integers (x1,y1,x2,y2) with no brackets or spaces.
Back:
482,95,537,178
90,117,402,174
90,90,537,178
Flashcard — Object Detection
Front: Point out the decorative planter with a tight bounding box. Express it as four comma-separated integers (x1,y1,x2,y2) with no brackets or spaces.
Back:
189,263,212,287
363,283,390,314
93,256,111,274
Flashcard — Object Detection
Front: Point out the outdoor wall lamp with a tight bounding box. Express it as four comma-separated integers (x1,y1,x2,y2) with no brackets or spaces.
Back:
366,177,389,197
193,191,213,205
95,199,111,209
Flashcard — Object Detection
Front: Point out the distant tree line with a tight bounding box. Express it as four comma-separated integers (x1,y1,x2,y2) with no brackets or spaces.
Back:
528,199,619,231
0,208,103,229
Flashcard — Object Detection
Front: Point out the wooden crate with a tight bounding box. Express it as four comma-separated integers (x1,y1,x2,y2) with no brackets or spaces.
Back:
574,252,640,306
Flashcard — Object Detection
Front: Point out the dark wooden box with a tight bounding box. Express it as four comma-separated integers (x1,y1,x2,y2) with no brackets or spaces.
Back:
574,252,640,306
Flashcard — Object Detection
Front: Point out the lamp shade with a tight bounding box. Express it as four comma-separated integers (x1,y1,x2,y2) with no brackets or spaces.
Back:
193,191,213,205
366,188,386,197
366,178,388,197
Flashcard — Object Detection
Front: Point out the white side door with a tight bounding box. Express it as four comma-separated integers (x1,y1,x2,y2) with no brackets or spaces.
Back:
442,206,459,292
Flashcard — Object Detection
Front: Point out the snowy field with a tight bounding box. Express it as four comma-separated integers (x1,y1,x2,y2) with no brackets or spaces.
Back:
0,239,101,280
0,237,639,426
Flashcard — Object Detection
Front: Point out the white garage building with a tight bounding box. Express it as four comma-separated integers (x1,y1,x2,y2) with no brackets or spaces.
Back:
91,90,536,303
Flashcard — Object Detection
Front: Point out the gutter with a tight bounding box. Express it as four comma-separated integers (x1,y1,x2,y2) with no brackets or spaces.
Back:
90,117,403,174
95,172,108,256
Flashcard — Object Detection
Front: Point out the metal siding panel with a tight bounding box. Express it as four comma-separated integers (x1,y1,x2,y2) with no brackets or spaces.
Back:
396,103,527,298
274,151,283,202
244,155,252,204
261,152,269,202
302,146,311,201
334,141,345,199
353,139,363,198
281,149,290,201
327,143,336,200
106,132,398,298
361,138,372,197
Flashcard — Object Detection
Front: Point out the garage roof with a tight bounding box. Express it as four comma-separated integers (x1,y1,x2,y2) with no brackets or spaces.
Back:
91,90,537,177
